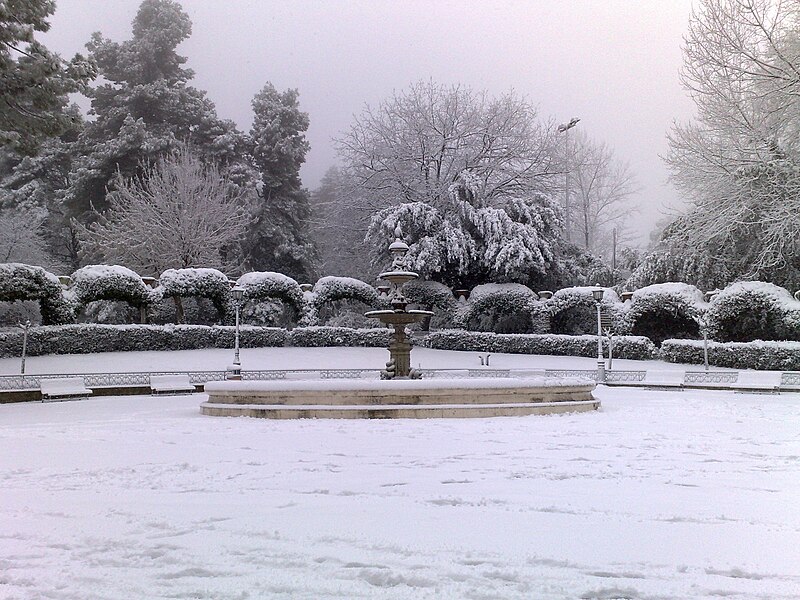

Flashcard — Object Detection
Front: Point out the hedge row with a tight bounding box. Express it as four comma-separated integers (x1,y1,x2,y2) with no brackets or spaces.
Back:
0,325,389,358
420,329,657,360
660,339,800,371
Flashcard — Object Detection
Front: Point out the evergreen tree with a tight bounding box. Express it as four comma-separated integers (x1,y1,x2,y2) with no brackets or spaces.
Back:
245,82,317,281
309,166,371,278
63,0,253,259
0,0,95,155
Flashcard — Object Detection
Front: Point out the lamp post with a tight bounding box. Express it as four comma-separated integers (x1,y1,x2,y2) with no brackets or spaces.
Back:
18,319,31,377
557,117,580,243
227,286,245,380
592,287,606,383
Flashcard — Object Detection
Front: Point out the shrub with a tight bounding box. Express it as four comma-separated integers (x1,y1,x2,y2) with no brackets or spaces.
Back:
157,268,231,323
0,263,74,325
546,286,626,335
307,276,385,326
70,265,153,325
0,324,288,357
627,283,706,346
422,329,656,360
705,281,800,342
235,271,307,326
455,283,548,334
404,280,459,329
660,339,800,371
288,326,391,348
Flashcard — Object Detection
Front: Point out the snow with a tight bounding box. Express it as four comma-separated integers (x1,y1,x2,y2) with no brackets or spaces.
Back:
1,362,798,598
71,264,142,282
631,282,708,310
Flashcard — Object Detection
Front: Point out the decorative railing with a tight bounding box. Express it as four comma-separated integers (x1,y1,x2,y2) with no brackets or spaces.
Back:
3,368,800,393
604,370,646,383
545,369,599,381
781,372,800,387
684,371,738,385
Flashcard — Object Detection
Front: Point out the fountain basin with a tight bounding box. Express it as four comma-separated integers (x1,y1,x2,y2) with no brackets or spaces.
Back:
201,377,599,419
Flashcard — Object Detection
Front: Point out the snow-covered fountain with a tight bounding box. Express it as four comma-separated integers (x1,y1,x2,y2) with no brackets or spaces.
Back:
201,230,599,419
365,227,433,379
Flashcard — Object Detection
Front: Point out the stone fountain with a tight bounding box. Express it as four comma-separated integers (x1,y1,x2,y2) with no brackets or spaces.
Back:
365,227,433,379
200,227,600,419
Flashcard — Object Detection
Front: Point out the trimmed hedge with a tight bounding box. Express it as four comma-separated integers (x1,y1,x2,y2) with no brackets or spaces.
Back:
705,281,800,342
288,326,391,348
0,263,74,325
0,324,288,357
660,339,800,371
0,325,394,358
456,283,548,334
421,329,656,360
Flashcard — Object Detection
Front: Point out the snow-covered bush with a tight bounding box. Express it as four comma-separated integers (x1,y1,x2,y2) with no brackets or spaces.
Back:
422,329,656,360
705,281,800,342
660,339,800,371
0,263,74,325
288,326,391,348
0,324,288,358
455,283,548,334
404,280,459,329
307,276,385,326
546,287,626,336
156,268,231,323
627,283,707,346
83,300,141,324
70,265,153,318
236,272,307,326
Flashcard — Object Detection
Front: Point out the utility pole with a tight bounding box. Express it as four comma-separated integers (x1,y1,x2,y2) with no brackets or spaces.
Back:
557,117,580,243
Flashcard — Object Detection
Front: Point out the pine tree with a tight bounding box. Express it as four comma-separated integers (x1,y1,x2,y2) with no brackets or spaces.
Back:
245,82,317,281
0,0,95,155
63,0,253,247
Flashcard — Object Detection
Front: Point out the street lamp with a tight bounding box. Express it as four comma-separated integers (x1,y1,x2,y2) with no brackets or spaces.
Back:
557,117,580,243
227,286,245,380
592,287,606,383
18,319,31,377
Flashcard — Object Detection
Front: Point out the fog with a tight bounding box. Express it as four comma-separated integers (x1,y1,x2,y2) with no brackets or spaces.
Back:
42,0,697,244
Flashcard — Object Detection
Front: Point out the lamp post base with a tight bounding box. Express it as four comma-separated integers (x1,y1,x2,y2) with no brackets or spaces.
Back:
596,360,606,383
226,364,242,381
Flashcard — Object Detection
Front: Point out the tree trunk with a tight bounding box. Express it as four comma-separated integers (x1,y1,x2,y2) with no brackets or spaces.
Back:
173,296,185,324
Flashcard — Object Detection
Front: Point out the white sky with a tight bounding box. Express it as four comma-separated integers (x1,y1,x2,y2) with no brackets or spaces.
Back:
41,0,697,244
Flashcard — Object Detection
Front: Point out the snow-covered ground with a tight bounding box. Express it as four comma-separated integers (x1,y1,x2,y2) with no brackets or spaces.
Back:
2,348,799,599
0,345,705,375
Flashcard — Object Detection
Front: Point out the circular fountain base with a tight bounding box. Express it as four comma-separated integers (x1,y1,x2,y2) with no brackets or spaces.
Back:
201,377,599,419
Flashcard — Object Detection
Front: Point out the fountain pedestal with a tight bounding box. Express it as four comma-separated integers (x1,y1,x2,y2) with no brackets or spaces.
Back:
365,229,432,379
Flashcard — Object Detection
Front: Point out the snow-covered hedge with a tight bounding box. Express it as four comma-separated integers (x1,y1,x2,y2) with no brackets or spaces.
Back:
288,326,391,348
0,324,288,357
70,265,153,310
546,286,626,335
0,263,74,325
422,329,656,360
157,268,231,322
660,339,800,371
404,280,459,329
627,283,707,346
306,276,385,326
705,281,800,342
455,283,549,334
236,271,308,325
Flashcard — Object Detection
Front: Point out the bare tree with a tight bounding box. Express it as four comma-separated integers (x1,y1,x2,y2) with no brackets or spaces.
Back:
665,0,800,286
78,144,249,276
336,80,561,214
0,207,62,270
567,130,640,258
